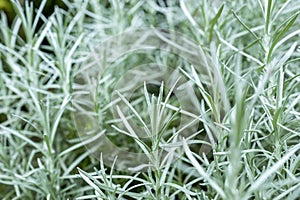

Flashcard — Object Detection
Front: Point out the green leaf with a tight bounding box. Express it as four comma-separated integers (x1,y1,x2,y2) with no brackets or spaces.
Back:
209,4,224,41
77,168,105,197
232,10,264,51
268,12,299,61
265,0,273,34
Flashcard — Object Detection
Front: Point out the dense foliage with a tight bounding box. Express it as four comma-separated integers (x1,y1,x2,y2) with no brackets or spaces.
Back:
0,0,299,199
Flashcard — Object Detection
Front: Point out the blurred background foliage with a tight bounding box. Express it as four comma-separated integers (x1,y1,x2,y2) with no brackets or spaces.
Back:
0,0,15,23
0,0,67,25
